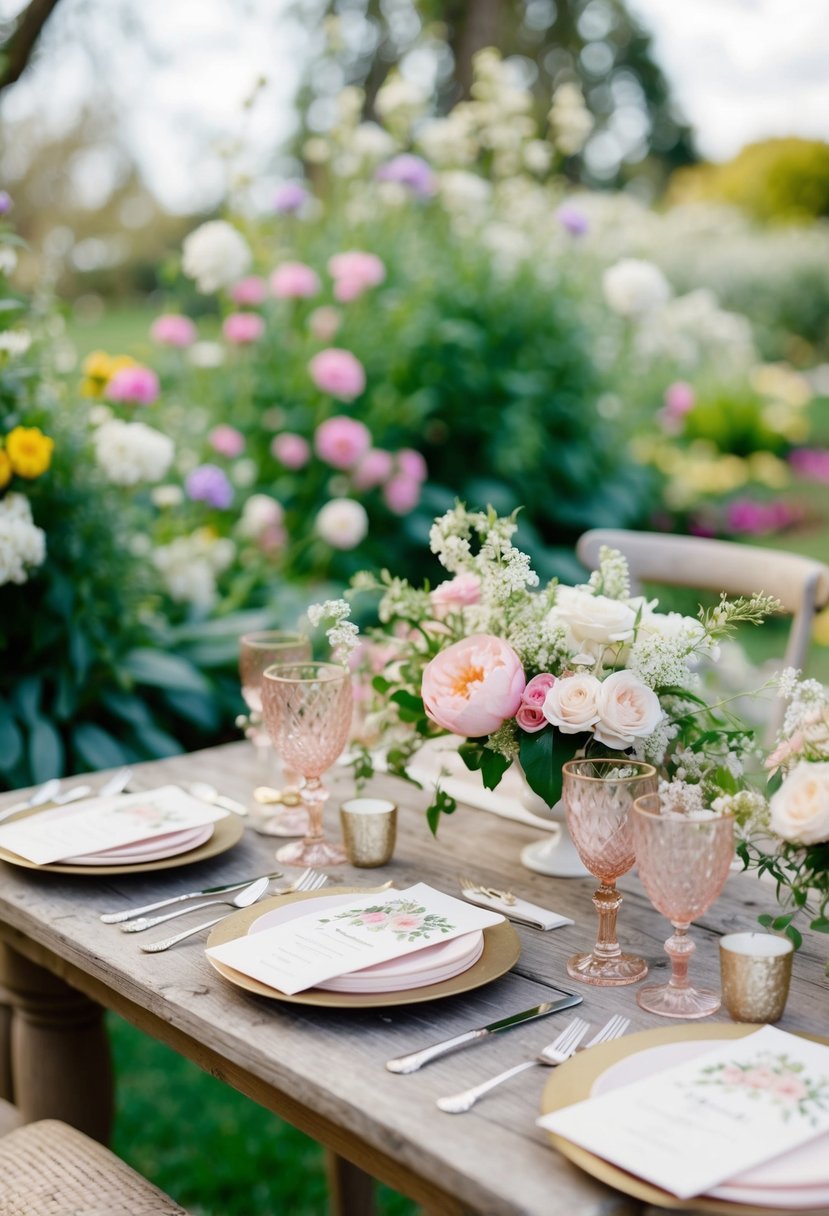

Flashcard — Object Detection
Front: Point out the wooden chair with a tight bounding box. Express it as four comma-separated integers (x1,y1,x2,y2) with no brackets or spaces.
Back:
576,529,829,734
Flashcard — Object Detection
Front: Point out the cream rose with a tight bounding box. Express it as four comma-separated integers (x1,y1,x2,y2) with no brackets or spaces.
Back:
769,762,829,845
594,670,663,749
551,587,637,649
542,673,601,734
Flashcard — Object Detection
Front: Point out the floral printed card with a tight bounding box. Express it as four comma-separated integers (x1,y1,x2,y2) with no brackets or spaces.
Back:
538,1026,829,1199
0,785,227,864
206,882,503,994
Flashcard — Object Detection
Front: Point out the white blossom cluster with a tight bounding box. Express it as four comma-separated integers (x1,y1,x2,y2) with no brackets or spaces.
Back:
181,221,251,294
306,598,360,662
93,419,174,486
0,492,46,586
153,529,234,611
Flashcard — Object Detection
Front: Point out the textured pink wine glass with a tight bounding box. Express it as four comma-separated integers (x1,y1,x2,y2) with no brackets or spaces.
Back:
239,631,311,836
633,793,735,1018
261,662,352,867
562,758,658,986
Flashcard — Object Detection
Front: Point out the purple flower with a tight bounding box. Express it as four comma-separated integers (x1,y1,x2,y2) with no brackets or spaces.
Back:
0,192,12,216
273,182,309,214
375,155,436,198
556,204,589,238
186,463,234,509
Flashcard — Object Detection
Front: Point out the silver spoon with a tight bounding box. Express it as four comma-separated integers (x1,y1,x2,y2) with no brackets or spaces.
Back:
187,782,248,817
140,876,270,952
0,777,61,824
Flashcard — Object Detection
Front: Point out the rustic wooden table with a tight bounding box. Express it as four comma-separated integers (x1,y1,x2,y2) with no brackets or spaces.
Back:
0,741,826,1216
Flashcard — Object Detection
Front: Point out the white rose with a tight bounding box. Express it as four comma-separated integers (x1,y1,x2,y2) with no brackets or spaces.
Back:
594,670,664,749
602,258,672,318
315,498,368,550
93,420,174,485
239,493,283,538
543,673,601,734
552,586,637,648
188,340,226,369
769,762,829,845
182,221,251,294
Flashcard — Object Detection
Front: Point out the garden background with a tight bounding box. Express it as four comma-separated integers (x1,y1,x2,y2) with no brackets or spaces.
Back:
1,0,828,1211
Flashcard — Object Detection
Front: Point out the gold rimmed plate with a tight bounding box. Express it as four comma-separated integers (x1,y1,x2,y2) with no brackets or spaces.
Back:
206,887,521,1009
0,807,245,875
541,1023,829,1216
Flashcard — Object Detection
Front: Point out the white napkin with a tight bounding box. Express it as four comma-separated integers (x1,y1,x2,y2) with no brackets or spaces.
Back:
459,885,573,931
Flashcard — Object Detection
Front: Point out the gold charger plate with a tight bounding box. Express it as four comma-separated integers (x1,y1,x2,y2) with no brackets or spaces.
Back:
206,887,521,1009
0,806,245,875
541,1022,829,1216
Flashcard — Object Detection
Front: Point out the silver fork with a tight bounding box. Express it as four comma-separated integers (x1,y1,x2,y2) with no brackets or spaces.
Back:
139,869,328,953
437,1014,630,1113
457,873,517,906
122,867,326,933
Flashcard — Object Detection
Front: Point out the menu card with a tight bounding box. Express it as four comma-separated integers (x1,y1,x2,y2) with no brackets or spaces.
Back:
0,786,227,864
538,1026,829,1199
206,882,503,994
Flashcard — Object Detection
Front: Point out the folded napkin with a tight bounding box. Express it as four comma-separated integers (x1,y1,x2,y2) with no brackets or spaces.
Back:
459,885,573,931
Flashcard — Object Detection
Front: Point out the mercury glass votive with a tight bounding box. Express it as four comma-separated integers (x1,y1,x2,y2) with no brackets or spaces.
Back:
720,932,794,1023
340,798,397,868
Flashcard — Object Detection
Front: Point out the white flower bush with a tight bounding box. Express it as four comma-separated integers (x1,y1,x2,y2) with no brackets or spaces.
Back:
152,529,235,611
602,258,672,318
181,220,252,294
0,493,46,586
93,419,174,486
315,498,368,549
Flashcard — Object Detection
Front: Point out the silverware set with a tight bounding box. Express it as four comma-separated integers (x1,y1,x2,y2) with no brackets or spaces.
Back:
0,767,133,826
457,873,516,906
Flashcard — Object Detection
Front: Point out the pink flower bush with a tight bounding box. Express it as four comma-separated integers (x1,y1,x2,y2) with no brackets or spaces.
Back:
208,425,245,458
222,312,265,344
516,672,557,734
308,306,341,342
315,416,372,469
230,276,267,306
422,634,526,737
383,475,421,515
270,261,320,299
271,432,311,469
328,250,386,302
150,314,196,347
430,573,481,614
352,448,394,490
396,448,428,483
309,348,366,401
107,364,160,406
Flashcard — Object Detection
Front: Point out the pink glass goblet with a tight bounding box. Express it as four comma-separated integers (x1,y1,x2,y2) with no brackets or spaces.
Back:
239,631,311,836
633,793,735,1018
563,758,658,986
262,662,352,867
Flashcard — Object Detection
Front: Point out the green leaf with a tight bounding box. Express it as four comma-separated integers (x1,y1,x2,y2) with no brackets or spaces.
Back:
0,698,23,772
810,917,829,933
518,726,585,809
771,913,795,931
123,648,210,695
29,718,64,782
161,689,219,731
458,740,485,772
480,748,510,791
757,914,774,927
371,675,391,694
784,925,803,950
133,723,183,759
426,786,456,836
72,723,129,771
391,689,425,715
13,676,41,727
69,626,91,683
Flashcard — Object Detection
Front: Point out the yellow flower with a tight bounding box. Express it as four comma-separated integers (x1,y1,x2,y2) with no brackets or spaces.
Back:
814,607,829,648
5,426,54,479
0,449,11,489
80,351,135,397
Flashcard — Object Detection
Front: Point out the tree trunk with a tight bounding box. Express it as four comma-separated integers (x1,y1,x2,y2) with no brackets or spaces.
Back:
0,0,63,94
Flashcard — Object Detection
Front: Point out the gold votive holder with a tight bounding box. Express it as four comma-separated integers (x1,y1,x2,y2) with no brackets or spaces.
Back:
339,798,397,868
720,932,793,1023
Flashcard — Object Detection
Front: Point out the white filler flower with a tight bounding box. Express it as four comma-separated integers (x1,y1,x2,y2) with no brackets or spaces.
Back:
602,258,672,318
0,492,46,585
93,419,174,486
182,221,251,294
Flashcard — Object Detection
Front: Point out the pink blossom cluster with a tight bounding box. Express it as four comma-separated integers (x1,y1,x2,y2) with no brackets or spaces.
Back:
150,314,197,347
717,1065,807,1102
726,498,800,536
328,251,386,303
223,312,265,345
790,447,829,485
107,364,160,406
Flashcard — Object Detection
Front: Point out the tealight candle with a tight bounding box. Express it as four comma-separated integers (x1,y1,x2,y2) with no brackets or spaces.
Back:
720,932,794,1023
339,798,397,868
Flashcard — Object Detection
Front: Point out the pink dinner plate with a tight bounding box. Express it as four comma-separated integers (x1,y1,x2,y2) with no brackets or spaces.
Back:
249,892,485,993
64,823,214,865
591,1038,829,1204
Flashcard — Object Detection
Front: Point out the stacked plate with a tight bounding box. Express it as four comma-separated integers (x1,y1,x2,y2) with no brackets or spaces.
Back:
64,824,215,866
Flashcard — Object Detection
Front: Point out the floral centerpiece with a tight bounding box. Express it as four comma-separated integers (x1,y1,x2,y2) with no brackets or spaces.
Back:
310,504,778,833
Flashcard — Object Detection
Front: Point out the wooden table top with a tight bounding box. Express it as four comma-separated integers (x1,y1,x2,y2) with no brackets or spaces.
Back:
0,741,826,1216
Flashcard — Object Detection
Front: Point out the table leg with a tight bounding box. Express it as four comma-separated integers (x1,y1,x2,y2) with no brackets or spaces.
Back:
0,943,113,1142
326,1150,377,1216
0,990,12,1102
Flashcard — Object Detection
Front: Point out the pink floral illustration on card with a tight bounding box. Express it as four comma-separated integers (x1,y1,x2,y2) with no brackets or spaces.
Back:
691,1051,829,1126
317,899,455,943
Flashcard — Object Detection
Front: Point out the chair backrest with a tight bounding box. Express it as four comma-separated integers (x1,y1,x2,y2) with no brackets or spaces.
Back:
576,529,829,734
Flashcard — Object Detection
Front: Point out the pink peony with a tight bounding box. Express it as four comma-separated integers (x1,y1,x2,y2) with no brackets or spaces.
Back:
271,432,311,469
664,381,696,416
396,447,428,482
352,448,394,490
383,474,420,515
230,275,267,306
516,672,557,734
150,314,196,347
308,306,342,342
309,348,366,401
107,364,160,406
430,573,482,614
328,251,386,299
270,261,320,299
208,425,245,457
422,635,526,737
315,416,372,470
772,1074,808,1102
223,312,265,344
765,731,804,773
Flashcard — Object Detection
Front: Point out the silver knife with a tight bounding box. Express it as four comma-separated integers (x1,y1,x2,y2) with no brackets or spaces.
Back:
385,994,583,1074
99,873,283,924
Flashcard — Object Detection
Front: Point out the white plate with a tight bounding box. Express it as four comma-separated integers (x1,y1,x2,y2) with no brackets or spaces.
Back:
249,891,485,993
591,1038,829,1204
64,823,214,865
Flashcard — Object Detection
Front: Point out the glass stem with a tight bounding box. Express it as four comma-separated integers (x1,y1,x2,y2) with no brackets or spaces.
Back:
592,883,622,961
665,922,694,990
301,777,327,844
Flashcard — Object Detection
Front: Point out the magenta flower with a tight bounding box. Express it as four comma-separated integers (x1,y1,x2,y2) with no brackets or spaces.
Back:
383,474,421,515
222,312,265,344
315,416,372,470
230,276,267,306
208,425,245,458
150,315,197,348
270,261,320,300
352,448,394,490
327,251,385,302
790,447,829,484
396,448,427,483
271,432,311,469
272,182,309,214
309,348,366,401
185,463,234,509
556,204,589,237
107,364,160,406
308,306,342,342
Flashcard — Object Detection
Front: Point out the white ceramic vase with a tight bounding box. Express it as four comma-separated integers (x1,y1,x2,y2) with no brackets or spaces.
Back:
514,778,589,878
